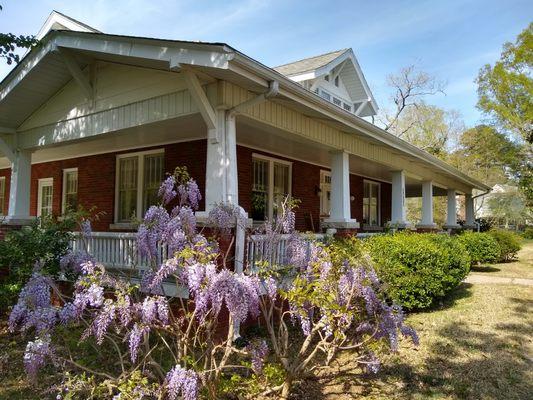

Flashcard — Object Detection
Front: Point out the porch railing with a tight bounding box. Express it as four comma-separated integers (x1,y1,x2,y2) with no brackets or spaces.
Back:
69,232,168,271
246,233,327,271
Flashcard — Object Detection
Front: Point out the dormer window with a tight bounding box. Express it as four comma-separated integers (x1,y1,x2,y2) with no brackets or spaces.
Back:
334,76,339,87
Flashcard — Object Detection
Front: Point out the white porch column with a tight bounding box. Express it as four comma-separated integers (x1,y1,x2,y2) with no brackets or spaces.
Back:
324,151,359,229
445,188,460,228
224,111,238,205
7,150,33,223
391,170,408,227
464,193,476,228
204,118,225,210
204,109,240,211
418,180,436,228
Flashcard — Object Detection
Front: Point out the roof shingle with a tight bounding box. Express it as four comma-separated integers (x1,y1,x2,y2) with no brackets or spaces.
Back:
273,49,348,76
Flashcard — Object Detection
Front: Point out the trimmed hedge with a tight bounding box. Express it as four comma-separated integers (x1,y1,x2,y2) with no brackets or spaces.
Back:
364,233,470,310
488,229,522,262
455,231,500,266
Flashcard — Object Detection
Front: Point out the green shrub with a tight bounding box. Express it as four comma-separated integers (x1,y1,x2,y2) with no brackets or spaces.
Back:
0,215,77,312
455,231,501,266
488,229,522,262
364,232,470,310
522,226,533,239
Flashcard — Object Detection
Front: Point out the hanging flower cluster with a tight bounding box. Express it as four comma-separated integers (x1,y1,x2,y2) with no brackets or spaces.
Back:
8,167,418,400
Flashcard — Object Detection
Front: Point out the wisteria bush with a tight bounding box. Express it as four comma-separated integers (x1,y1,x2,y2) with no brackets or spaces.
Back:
8,167,418,399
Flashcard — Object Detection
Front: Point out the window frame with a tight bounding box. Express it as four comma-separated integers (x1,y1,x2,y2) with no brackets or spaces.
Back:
37,177,54,217
363,179,381,226
62,168,78,214
251,153,292,222
114,148,164,224
0,176,5,216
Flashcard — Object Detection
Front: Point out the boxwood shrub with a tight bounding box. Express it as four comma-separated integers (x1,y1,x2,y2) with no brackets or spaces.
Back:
455,231,500,266
364,232,470,310
488,229,522,262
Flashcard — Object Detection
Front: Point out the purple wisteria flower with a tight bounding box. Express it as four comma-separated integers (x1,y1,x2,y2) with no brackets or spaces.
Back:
9,273,55,334
247,340,269,374
159,175,177,205
165,365,199,400
129,323,148,363
24,334,53,381
177,179,201,210
80,219,92,238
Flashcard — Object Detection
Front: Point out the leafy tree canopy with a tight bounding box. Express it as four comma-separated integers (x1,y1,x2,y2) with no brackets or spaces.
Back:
476,23,533,144
0,4,37,65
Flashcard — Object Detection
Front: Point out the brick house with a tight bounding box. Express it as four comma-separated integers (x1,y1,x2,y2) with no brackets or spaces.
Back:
0,11,489,248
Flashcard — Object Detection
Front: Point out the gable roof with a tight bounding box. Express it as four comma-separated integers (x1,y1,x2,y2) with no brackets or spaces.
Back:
273,49,348,76
36,10,100,40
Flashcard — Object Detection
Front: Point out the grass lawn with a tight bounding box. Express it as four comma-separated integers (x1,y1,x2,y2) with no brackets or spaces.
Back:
1,242,532,400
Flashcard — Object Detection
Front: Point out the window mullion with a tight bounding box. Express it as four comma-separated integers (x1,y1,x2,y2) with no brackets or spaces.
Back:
137,155,144,219
268,161,274,221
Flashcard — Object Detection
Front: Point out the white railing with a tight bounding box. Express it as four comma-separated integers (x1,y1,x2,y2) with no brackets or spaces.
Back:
246,233,327,271
69,232,168,271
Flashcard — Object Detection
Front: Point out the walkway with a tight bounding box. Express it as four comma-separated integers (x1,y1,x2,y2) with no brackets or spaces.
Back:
465,274,533,286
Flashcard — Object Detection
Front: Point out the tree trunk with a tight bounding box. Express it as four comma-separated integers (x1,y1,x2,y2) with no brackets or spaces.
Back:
280,376,293,399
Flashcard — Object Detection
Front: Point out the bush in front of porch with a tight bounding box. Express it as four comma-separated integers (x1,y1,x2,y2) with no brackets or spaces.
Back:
363,233,471,310
0,215,79,312
455,231,501,267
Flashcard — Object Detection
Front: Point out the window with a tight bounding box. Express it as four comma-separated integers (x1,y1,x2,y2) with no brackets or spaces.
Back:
115,150,164,223
343,102,352,112
363,180,380,226
251,155,291,221
0,177,5,216
320,90,331,101
324,74,329,81
333,97,342,106
319,170,331,216
62,168,78,213
38,178,54,217
334,76,339,87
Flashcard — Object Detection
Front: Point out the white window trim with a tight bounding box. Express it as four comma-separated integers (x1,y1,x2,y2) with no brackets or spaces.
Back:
37,177,54,217
62,168,78,214
252,153,292,221
114,148,164,223
363,179,381,226
0,176,5,216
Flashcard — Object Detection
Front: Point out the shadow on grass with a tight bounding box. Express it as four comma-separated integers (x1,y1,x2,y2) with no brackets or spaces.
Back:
296,285,532,400
470,265,501,273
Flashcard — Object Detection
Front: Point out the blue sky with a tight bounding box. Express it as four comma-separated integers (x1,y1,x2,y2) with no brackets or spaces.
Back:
1,0,531,126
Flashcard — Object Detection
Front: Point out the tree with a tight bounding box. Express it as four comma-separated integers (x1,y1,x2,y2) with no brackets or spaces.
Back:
0,4,37,65
379,64,446,133
448,124,521,188
476,23,533,144
394,102,463,158
486,186,531,228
